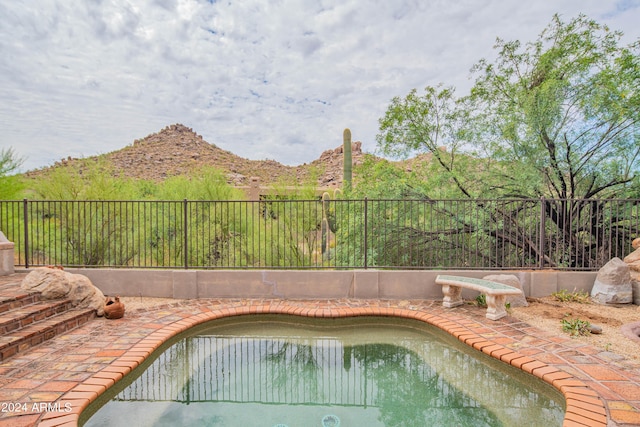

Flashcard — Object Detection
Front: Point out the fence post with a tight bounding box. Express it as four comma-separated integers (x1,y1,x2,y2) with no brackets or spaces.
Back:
23,198,29,269
363,197,368,269
183,199,188,269
539,196,545,269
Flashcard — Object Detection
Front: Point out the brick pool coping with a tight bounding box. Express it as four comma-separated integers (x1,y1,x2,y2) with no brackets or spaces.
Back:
1,299,639,426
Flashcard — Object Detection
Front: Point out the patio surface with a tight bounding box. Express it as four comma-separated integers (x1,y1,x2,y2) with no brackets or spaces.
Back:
0,273,639,427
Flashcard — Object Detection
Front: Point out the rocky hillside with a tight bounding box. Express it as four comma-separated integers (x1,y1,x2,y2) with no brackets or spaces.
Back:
35,123,368,189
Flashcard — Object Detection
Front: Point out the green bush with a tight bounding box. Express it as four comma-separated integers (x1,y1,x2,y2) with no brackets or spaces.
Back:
561,317,591,337
552,289,591,303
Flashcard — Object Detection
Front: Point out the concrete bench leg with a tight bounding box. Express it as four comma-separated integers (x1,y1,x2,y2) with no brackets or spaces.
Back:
485,294,507,320
442,285,464,308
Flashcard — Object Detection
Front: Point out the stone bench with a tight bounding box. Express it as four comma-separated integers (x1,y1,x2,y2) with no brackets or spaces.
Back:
435,274,524,320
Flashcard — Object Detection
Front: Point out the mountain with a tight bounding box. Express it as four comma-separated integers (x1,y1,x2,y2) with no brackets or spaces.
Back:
31,123,369,189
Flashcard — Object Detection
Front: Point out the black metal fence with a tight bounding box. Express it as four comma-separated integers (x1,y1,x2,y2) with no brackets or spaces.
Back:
1,198,638,270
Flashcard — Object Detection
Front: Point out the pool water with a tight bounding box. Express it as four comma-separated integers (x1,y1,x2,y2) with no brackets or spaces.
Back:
83,315,565,427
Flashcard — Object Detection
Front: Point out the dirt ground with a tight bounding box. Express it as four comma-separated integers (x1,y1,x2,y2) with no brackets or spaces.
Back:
511,296,640,362
118,295,640,363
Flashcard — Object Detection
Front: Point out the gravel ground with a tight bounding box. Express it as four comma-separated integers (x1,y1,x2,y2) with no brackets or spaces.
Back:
511,296,640,362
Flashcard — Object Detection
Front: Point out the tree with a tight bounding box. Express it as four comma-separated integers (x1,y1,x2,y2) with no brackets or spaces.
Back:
0,147,23,177
376,14,640,268
470,14,640,200
0,147,25,200
379,15,640,200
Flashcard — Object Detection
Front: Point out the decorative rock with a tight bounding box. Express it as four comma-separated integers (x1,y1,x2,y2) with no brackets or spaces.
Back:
621,321,640,344
482,274,528,307
67,274,106,315
623,248,640,272
589,324,603,334
623,241,640,304
632,278,640,305
626,248,640,263
21,267,106,316
628,261,640,273
591,258,633,304
21,268,70,299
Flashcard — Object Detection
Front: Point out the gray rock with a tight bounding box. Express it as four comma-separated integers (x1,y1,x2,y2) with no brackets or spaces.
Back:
20,268,70,298
482,274,528,307
591,257,633,304
621,321,640,344
632,278,640,306
21,267,106,316
623,248,640,272
589,324,603,334
67,274,106,315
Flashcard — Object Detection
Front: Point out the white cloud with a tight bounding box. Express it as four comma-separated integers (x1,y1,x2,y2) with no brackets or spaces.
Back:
0,0,638,172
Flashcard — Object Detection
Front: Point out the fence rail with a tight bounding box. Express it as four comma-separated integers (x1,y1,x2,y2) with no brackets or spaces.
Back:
1,198,638,270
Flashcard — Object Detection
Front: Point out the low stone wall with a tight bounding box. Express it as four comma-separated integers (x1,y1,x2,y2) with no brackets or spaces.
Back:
41,268,598,300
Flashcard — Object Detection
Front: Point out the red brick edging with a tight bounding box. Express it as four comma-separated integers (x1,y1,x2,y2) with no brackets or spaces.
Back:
34,301,616,427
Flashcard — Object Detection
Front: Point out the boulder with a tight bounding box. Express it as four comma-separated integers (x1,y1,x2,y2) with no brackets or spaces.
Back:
627,261,640,273
66,274,106,315
632,274,640,305
621,321,640,344
633,282,640,305
482,274,528,307
623,248,640,272
623,242,640,304
20,268,70,299
21,267,106,316
624,248,640,263
591,257,633,304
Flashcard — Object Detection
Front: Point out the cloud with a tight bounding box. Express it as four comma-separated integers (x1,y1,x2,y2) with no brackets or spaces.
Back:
0,0,638,172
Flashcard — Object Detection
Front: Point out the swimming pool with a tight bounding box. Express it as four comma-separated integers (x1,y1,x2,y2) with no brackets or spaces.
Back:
82,315,565,426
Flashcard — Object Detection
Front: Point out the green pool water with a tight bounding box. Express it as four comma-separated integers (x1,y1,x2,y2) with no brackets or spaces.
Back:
82,315,565,427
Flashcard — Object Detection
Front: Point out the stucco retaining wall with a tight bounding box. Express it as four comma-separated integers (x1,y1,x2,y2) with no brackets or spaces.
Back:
42,268,599,300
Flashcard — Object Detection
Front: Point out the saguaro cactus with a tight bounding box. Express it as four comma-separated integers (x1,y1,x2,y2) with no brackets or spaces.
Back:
321,191,331,255
320,189,341,259
343,128,352,192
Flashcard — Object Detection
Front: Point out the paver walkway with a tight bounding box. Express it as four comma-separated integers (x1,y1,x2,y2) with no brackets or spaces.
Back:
0,273,638,426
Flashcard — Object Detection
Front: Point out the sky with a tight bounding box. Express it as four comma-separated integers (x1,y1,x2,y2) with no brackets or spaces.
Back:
1,0,639,173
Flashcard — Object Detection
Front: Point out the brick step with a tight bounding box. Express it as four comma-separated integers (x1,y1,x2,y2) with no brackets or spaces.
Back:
0,282,42,313
0,275,99,362
0,308,96,361
0,299,75,334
